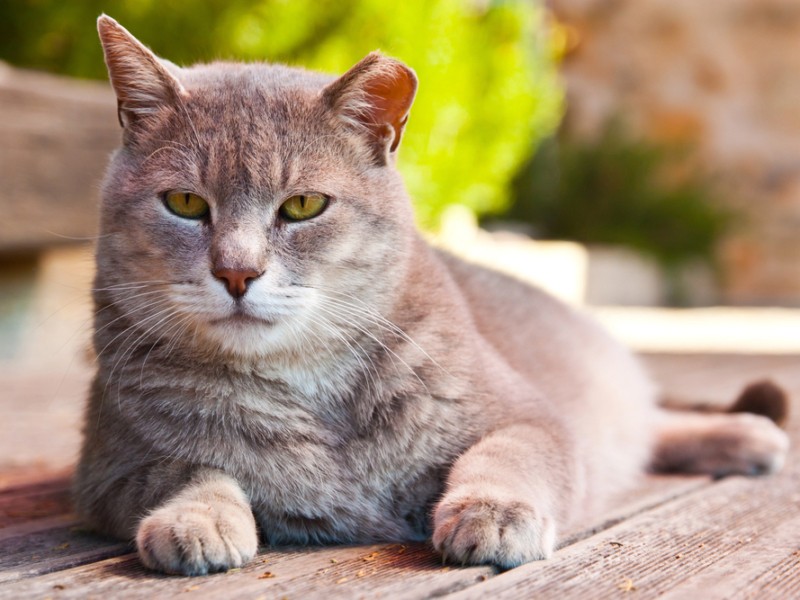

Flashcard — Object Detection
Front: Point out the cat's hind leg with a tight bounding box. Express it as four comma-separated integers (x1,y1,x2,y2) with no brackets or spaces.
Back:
651,381,790,477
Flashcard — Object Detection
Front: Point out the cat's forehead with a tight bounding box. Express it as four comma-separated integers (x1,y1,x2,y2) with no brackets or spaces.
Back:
148,62,346,197
179,62,333,112
172,63,339,156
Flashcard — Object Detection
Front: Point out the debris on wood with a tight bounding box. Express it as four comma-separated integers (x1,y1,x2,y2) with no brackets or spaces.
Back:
258,571,276,579
618,577,636,592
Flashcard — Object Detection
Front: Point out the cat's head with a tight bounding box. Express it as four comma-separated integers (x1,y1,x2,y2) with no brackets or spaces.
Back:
94,15,418,359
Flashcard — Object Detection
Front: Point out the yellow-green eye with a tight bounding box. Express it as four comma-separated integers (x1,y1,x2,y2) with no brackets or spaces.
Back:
279,194,328,222
164,191,209,219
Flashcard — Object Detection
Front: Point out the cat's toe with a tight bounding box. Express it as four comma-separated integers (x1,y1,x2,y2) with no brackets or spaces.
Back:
136,500,258,575
432,493,555,569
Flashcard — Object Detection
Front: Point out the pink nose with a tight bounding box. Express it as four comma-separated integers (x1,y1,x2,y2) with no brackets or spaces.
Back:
212,267,261,299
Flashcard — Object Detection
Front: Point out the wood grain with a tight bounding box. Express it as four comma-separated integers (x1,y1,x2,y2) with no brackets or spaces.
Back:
0,476,71,529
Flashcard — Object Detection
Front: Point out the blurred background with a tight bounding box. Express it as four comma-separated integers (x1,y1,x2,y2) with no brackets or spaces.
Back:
2,0,800,480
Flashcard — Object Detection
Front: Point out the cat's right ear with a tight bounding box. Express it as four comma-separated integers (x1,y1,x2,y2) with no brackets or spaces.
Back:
97,15,185,130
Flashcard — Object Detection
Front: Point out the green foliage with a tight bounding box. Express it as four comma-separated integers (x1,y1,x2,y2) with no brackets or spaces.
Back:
505,124,733,270
0,0,562,229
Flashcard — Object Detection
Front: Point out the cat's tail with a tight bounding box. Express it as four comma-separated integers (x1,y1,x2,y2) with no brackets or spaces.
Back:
650,380,791,477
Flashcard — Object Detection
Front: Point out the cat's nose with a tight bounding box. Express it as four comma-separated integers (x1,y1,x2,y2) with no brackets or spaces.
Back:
213,267,262,299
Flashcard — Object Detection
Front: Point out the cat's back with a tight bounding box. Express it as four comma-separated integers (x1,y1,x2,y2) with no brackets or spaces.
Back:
434,246,656,501
434,247,622,383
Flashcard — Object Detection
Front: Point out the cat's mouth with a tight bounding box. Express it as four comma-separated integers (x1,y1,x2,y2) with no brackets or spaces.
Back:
209,312,274,327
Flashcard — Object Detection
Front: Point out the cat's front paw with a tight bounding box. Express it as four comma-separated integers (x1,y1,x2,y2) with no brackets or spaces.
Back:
136,500,258,575
432,492,556,569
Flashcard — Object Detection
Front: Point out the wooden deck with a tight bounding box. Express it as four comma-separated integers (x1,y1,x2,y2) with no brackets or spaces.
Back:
1,353,799,599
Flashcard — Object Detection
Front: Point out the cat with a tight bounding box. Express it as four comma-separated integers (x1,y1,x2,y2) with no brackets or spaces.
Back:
74,15,790,576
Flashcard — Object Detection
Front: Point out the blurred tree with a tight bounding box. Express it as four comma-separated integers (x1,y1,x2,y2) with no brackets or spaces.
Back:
0,0,562,229
503,123,734,303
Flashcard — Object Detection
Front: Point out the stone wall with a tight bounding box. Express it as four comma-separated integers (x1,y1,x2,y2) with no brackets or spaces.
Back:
549,0,800,305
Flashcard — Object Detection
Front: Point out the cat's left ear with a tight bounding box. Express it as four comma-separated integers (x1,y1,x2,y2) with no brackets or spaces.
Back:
322,52,417,164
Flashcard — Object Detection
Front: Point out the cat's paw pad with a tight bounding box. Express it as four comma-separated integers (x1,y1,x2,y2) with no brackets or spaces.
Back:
136,500,258,575
714,413,790,477
432,494,555,569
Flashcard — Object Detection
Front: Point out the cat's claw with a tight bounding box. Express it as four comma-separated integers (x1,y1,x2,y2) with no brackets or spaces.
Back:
432,493,556,569
136,500,258,576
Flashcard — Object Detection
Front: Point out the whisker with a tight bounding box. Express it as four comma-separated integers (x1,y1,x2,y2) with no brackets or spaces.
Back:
41,230,113,241
94,302,175,364
104,307,183,413
93,304,179,434
310,285,451,377
313,301,429,394
138,313,194,388
92,296,171,355
302,311,381,397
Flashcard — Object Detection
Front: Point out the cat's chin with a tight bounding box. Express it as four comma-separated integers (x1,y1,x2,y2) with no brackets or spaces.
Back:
200,315,291,358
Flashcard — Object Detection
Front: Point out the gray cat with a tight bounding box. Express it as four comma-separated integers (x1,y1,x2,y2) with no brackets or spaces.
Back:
75,15,790,576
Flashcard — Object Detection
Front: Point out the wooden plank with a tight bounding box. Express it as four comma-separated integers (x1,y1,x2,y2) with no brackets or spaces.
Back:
0,476,71,529
0,473,707,598
0,475,129,585
0,62,118,253
0,542,490,600
658,514,800,600
0,366,87,476
0,520,129,585
560,476,710,549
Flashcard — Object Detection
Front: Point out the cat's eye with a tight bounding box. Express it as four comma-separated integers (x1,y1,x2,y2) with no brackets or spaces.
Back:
279,194,328,222
164,191,209,220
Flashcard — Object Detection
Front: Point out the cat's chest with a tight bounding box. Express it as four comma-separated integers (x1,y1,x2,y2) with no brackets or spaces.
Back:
240,434,448,544
223,382,458,543
130,361,469,543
